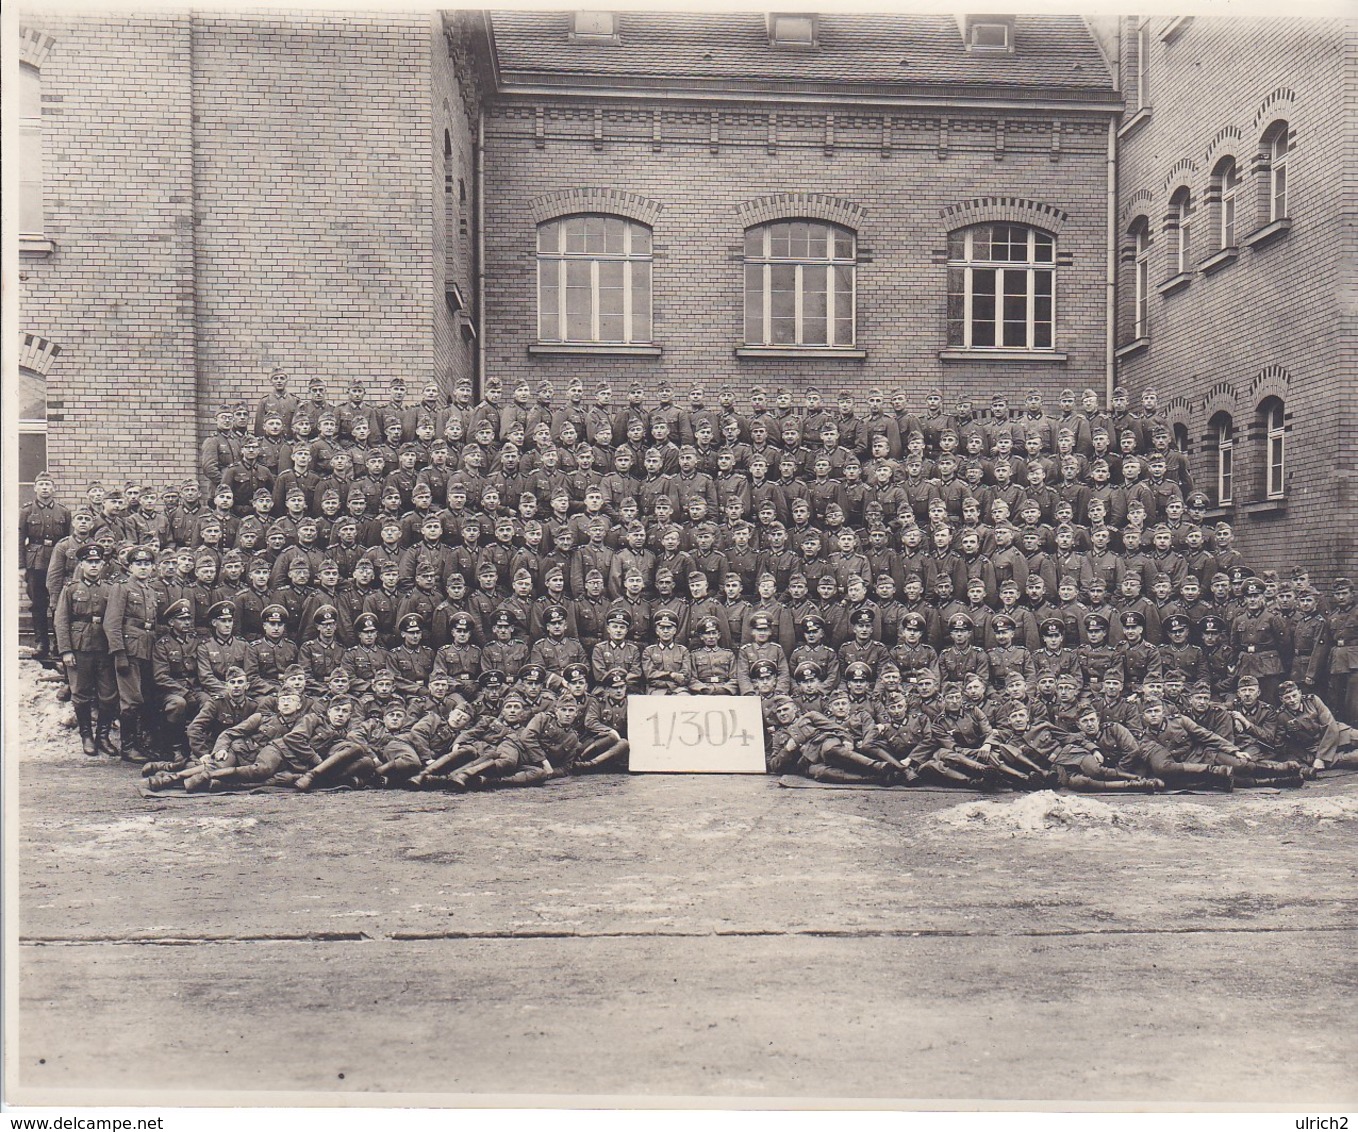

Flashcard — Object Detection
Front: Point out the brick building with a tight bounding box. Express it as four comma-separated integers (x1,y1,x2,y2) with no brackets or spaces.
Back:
1110,16,1357,581
13,10,1355,579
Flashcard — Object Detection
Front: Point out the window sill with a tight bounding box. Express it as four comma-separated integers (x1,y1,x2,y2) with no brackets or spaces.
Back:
1115,337,1150,360
1200,246,1239,275
735,346,866,360
20,236,56,258
1244,217,1293,249
1157,272,1192,297
1203,505,1234,522
1242,498,1287,516
528,343,662,357
938,349,1067,363
1118,107,1151,139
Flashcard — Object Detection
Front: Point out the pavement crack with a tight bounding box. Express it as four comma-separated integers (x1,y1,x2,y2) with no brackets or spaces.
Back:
23,924,1354,945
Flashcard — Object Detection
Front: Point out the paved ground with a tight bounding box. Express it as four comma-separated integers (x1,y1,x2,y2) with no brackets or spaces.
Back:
11,664,1358,1105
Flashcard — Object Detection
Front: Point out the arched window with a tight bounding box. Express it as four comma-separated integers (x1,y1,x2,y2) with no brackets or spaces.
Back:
1209,411,1233,506
1263,121,1290,222
743,220,856,348
1258,397,1286,500
20,63,43,236
1130,217,1150,339
19,367,49,503
1172,422,1190,454
537,215,653,345
1214,157,1241,249
1168,187,1192,276
946,223,1056,351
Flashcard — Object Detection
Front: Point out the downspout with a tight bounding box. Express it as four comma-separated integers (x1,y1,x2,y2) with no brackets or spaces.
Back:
1104,23,1120,408
476,108,487,398
1106,116,1116,408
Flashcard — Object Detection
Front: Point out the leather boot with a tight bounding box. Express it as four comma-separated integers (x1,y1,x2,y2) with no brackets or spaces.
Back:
74,702,97,756
119,711,148,763
95,705,119,756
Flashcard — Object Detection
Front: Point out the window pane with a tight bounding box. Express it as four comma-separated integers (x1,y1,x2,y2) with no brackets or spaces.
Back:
769,223,792,258
1033,231,1054,263
834,230,855,259
603,217,626,255
598,259,625,341
769,264,796,344
971,268,996,347
538,261,560,339
745,229,765,259
630,224,652,255
1003,268,1028,346
971,227,992,262
631,260,651,342
947,231,966,261
563,218,588,254
20,124,42,235
538,221,559,254
19,431,47,487
803,265,828,345
1273,164,1287,219
565,260,593,340
834,264,854,346
789,222,812,259
745,264,765,343
19,369,47,421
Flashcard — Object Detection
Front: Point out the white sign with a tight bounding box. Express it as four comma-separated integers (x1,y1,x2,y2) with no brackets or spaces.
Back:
626,695,767,773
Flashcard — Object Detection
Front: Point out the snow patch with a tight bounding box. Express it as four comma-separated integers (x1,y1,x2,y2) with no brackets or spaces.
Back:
935,791,1132,834
11,659,82,763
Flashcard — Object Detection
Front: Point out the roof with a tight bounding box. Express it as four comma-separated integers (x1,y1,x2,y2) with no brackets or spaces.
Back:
486,11,1117,103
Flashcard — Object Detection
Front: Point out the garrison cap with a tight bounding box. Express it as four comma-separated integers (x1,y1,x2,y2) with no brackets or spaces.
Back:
1235,674,1260,689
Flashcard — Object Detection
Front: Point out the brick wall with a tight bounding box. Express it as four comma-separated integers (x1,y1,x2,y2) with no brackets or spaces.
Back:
1114,16,1357,584
19,9,460,496
191,11,439,411
483,100,1114,408
18,13,199,492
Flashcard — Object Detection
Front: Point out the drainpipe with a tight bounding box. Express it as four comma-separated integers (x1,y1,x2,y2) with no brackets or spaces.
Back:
1106,116,1116,408
476,108,487,398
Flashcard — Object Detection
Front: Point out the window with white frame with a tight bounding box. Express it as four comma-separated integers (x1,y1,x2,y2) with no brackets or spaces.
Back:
969,21,1010,50
1266,122,1290,222
1218,157,1241,249
1261,398,1285,499
1210,412,1233,506
744,220,856,348
768,13,817,48
20,64,43,236
947,223,1056,351
18,367,49,503
1131,219,1150,338
1170,187,1192,275
537,215,652,345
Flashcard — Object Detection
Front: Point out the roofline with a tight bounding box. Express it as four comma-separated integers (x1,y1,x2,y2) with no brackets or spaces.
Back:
489,76,1124,115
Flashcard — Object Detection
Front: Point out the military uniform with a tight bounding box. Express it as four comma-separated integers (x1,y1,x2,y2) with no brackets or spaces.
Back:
19,486,70,658
54,545,118,753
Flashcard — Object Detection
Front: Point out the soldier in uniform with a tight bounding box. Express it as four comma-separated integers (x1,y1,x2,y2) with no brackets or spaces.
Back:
104,546,163,761
528,603,590,677
54,544,118,755
1231,577,1292,704
20,472,73,665
149,598,204,763
576,669,632,770
1274,680,1358,769
642,608,693,694
737,611,791,695
689,616,739,695
1324,578,1358,724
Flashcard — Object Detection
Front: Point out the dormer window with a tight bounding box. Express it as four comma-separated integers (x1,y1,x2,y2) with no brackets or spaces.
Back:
962,15,1015,52
768,13,817,49
570,11,619,42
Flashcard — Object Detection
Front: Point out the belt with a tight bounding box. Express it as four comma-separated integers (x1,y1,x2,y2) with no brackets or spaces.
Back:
131,619,154,630
1338,639,1348,647
71,615,103,624
1247,645,1256,653
43,539,54,546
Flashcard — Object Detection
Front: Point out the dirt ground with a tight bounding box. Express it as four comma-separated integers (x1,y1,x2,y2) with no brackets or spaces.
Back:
10,662,1358,1105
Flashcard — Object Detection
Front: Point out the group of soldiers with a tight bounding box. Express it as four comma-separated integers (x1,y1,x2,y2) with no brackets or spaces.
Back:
18,370,1358,794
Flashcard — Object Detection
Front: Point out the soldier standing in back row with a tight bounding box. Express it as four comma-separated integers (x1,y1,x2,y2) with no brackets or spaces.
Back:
1325,578,1358,725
